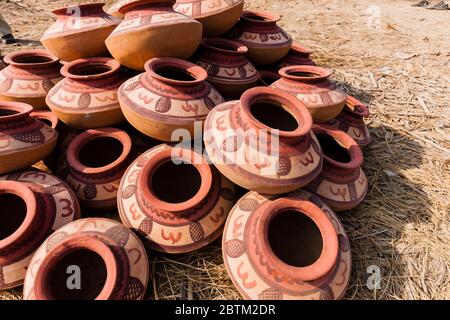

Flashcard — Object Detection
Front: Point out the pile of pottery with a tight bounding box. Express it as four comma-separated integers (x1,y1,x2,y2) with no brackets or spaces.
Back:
0,0,371,301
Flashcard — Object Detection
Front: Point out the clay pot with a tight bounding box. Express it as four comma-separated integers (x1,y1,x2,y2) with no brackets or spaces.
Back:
0,169,80,290
193,38,260,99
107,0,137,17
0,102,58,175
204,87,323,194
105,0,203,71
227,10,292,66
271,65,347,123
327,95,371,147
23,218,149,300
118,57,224,142
41,3,120,61
56,128,133,210
276,43,316,69
306,124,368,211
0,50,62,109
118,144,237,253
258,70,280,86
174,0,244,36
222,189,351,300
46,58,128,129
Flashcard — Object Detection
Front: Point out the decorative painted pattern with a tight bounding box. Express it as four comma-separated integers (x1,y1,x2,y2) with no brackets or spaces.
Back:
42,15,120,38
174,0,244,18
0,68,61,98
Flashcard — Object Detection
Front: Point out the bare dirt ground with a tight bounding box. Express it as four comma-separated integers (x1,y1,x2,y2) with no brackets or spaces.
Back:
0,0,449,300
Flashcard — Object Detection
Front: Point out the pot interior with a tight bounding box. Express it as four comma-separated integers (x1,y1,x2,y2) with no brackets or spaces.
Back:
69,63,113,76
0,109,19,117
316,133,351,163
0,193,27,240
78,137,123,168
11,55,54,64
286,71,318,78
154,66,197,82
250,100,298,132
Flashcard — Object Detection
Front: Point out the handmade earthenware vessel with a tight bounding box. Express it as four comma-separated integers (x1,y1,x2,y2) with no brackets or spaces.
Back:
0,169,80,290
46,58,128,129
223,189,351,300
227,10,292,66
107,0,137,17
119,57,224,142
204,87,323,194
0,50,62,109
193,38,260,99
276,43,316,69
0,102,58,175
174,0,244,36
23,218,149,300
306,124,368,211
258,70,280,86
271,65,347,123
41,3,120,61
105,0,203,71
56,128,133,210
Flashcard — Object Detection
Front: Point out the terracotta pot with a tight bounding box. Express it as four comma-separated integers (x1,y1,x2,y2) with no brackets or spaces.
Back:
119,57,224,142
56,128,133,210
306,124,368,211
118,144,237,253
23,218,149,300
105,0,203,71
0,169,80,290
107,0,137,17
222,189,351,300
174,0,244,36
46,58,128,129
276,43,316,69
204,87,323,194
327,95,371,147
0,102,58,175
271,65,347,123
41,3,120,61
193,38,260,99
0,50,62,109
227,10,292,66
258,69,280,86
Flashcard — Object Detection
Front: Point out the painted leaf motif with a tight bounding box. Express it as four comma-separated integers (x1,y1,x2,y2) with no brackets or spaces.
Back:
221,187,236,201
155,97,171,113
138,218,153,235
189,222,205,243
238,198,259,211
207,65,220,76
42,80,55,93
225,239,245,258
0,78,13,92
276,157,292,176
238,67,247,78
121,185,136,199
78,93,91,109
46,231,69,252
124,81,140,91
13,130,45,144
83,184,97,200
121,277,145,300
105,226,130,247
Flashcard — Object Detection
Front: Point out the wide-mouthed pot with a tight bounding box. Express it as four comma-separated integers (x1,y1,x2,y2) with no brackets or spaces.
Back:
275,43,317,69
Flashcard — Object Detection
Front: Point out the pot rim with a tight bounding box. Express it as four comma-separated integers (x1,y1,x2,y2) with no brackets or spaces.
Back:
279,65,333,82
345,95,370,117
61,57,121,81
201,38,248,55
3,49,60,68
290,43,313,56
51,2,106,15
240,10,281,24
0,101,33,123
118,0,176,14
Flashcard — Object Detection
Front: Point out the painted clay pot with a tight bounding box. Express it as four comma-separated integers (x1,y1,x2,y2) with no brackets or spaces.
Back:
193,38,260,99
41,3,120,61
258,70,280,86
23,218,149,300
327,95,371,147
306,124,368,211
227,10,292,66
118,144,237,253
105,0,203,71
174,0,244,36
204,87,323,194
276,43,316,69
223,189,351,300
119,57,224,142
0,102,58,175
0,50,62,109
271,65,347,123
56,128,133,210
46,58,128,129
107,0,138,17
0,169,80,290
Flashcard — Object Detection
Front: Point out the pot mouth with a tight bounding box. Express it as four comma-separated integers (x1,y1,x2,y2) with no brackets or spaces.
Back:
290,43,313,56
258,70,281,86
279,65,332,82
119,0,175,14
61,58,121,80
3,49,59,68
345,95,370,117
201,38,248,55
145,57,207,86
51,2,106,15
0,101,33,123
241,10,280,24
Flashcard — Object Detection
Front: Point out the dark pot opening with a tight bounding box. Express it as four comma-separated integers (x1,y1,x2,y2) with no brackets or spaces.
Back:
78,137,123,168
69,64,113,76
250,101,298,132
154,66,197,82
0,193,27,240
286,71,318,78
0,109,19,117
11,55,54,64
244,13,273,22
316,133,351,163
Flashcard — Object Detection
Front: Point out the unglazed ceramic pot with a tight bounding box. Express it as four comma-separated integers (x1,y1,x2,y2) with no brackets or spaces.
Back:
41,3,120,61
119,57,224,142
0,102,58,175
271,65,347,123
193,38,260,99
204,87,323,194
327,95,371,147
118,144,237,253
258,70,280,86
46,58,128,129
23,218,149,300
0,169,80,290
174,0,244,36
306,124,368,211
275,43,316,69
57,128,133,210
227,10,292,66
107,0,137,17
0,50,62,109
223,189,351,300
105,0,203,71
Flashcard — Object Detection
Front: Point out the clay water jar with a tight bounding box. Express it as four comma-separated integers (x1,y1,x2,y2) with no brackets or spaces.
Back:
105,0,203,71
41,3,120,61
204,87,323,194
306,124,368,211
0,170,80,290
276,43,317,69
23,218,149,300
222,189,351,300
271,65,347,123
0,50,62,109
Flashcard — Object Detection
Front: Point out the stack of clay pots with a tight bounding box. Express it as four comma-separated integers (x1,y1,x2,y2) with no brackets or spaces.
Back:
0,0,371,301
